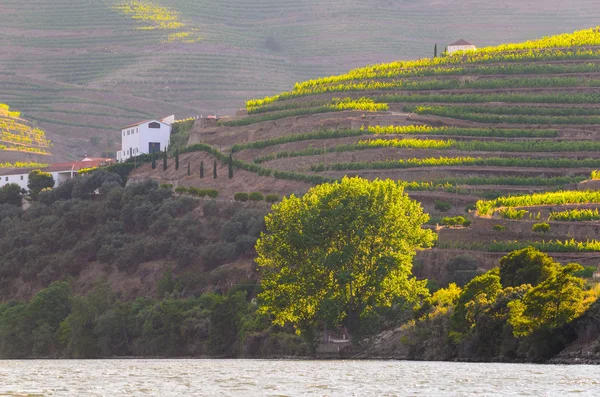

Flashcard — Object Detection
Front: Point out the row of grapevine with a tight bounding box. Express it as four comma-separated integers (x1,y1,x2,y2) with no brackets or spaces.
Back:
312,157,600,172
549,208,600,221
366,125,558,138
477,190,600,215
410,106,600,125
221,98,388,127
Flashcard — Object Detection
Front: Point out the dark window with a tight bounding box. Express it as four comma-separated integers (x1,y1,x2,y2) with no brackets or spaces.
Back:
149,142,161,153
20,176,23,180
4,177,7,181
149,122,161,129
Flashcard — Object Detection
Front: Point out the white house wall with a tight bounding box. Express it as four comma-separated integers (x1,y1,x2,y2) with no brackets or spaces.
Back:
138,123,170,157
0,173,29,190
118,121,171,162
118,126,141,162
0,171,73,191
447,45,476,55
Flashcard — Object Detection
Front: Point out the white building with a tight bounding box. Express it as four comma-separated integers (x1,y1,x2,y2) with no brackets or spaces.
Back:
0,157,113,191
447,39,476,55
117,115,174,162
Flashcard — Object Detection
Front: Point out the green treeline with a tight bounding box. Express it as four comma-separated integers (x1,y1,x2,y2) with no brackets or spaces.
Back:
0,281,307,358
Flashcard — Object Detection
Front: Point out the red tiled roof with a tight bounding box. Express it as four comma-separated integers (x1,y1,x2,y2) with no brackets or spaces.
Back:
449,39,474,46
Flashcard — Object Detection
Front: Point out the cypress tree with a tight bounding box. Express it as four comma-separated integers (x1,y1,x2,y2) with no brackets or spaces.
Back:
187,162,190,176
163,150,167,171
228,153,233,179
200,161,204,178
152,154,156,169
434,43,437,58
175,149,179,170
213,160,217,179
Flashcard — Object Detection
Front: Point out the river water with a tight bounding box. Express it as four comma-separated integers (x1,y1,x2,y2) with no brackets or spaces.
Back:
0,359,598,396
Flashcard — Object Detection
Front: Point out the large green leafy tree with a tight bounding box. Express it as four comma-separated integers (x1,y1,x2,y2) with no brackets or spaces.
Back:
256,177,436,341
27,169,54,200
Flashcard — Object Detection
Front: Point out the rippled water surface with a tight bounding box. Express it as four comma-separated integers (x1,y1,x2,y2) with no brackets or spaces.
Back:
1,359,599,396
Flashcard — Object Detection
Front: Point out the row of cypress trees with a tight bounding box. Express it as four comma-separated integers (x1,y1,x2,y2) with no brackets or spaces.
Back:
150,149,234,180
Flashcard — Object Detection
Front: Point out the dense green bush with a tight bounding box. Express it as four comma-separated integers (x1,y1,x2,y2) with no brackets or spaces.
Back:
532,222,551,233
265,194,280,203
434,200,452,212
249,192,264,202
234,192,249,202
175,186,188,195
441,216,471,227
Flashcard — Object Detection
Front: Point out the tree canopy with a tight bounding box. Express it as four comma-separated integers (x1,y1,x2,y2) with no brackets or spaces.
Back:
27,170,54,200
508,263,592,337
499,247,560,288
256,177,436,340
0,183,24,207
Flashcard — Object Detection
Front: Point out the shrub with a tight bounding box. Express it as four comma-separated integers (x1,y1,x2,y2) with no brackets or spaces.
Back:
249,192,264,202
265,194,280,203
493,225,506,231
206,190,219,199
465,204,476,213
532,222,551,233
174,186,188,195
575,266,598,278
234,193,249,202
434,200,452,212
160,184,173,190
441,216,471,227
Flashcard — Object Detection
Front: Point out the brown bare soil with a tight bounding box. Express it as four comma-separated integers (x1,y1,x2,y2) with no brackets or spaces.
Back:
130,151,311,199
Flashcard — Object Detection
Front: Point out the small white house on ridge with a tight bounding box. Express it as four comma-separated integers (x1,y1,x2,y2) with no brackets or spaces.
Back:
117,115,174,162
447,39,476,55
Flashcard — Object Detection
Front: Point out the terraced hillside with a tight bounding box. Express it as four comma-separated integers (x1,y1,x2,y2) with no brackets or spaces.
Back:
0,104,52,168
1,1,600,161
128,26,600,284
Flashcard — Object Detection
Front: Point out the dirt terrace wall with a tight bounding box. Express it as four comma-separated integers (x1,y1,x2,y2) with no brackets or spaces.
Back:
437,216,600,245
416,249,600,283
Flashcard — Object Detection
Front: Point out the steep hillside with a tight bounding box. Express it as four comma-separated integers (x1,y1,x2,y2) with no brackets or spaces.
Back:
128,26,600,285
0,104,52,168
1,1,600,160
